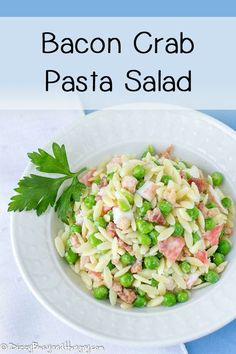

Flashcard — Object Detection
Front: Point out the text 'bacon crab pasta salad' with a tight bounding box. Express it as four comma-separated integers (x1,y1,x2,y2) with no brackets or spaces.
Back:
54,145,234,309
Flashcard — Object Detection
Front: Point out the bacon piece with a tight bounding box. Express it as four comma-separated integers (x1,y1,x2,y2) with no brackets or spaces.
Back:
88,271,102,279
158,236,185,262
137,181,157,202
145,208,165,225
106,222,117,237
102,205,112,216
160,144,174,158
118,288,136,304
195,250,209,265
121,176,138,193
79,169,95,187
113,207,133,231
112,281,122,293
99,177,108,188
186,272,200,289
203,224,224,246
117,238,132,253
189,177,208,193
130,261,142,274
95,194,102,202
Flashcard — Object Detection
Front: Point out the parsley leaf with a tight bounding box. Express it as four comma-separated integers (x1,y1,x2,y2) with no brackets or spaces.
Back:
55,177,86,224
8,143,87,223
28,143,72,175
8,175,68,216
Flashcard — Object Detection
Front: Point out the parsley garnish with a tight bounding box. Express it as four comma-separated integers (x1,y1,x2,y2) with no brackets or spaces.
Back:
8,143,86,223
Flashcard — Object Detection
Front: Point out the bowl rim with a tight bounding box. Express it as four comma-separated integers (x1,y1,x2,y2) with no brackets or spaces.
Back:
11,102,236,346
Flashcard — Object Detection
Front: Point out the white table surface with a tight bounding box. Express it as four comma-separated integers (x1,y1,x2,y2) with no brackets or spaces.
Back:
0,110,186,354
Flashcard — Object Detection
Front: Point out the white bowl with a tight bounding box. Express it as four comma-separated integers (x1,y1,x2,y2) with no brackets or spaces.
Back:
11,103,236,346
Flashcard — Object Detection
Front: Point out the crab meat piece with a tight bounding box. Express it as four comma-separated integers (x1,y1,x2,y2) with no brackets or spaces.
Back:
113,207,133,231
185,165,200,178
158,237,185,262
137,181,157,202
208,185,227,214
186,272,200,289
75,211,84,225
203,224,224,246
106,222,117,237
121,175,138,193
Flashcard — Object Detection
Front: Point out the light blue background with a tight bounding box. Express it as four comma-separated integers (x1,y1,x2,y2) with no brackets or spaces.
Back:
1,1,236,353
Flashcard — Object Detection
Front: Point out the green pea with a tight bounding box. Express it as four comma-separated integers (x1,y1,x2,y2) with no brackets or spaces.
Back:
137,289,146,297
180,261,191,273
119,272,134,288
120,252,136,266
206,202,217,209
149,230,159,246
133,295,147,307
142,145,155,158
138,201,152,217
107,172,114,182
122,190,134,205
162,292,177,307
89,233,102,247
217,239,232,256
221,197,232,209
187,207,199,220
158,200,172,216
107,210,113,221
93,285,109,300
136,219,154,234
84,195,96,209
192,232,200,244
204,271,220,284
136,179,145,189
133,165,145,180
161,175,172,186
212,252,225,266
211,171,224,187
205,217,216,231
64,249,78,265
107,261,115,271
118,199,131,212
94,217,107,229
137,233,151,246
70,224,82,234
174,222,184,236
176,290,189,303
144,256,160,270
151,278,158,287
